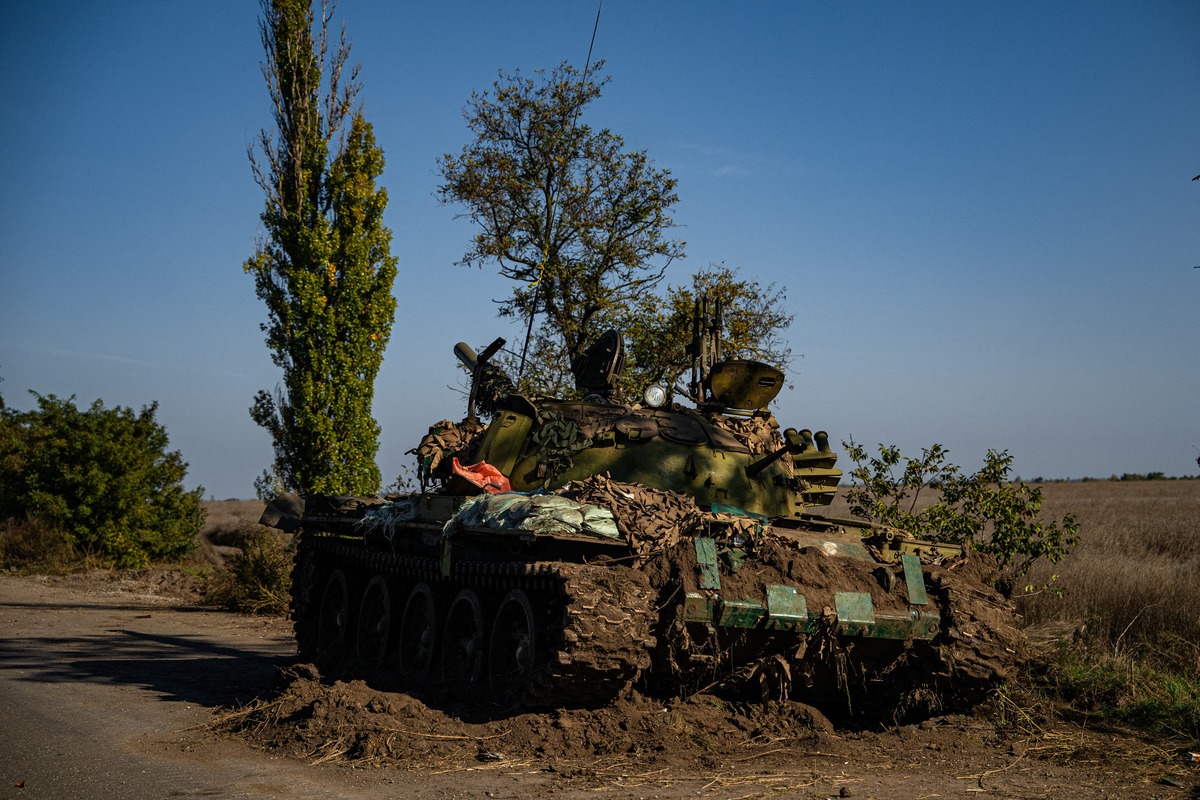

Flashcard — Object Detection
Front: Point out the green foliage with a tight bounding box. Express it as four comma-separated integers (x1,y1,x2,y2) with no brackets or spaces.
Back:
437,66,795,400
245,0,397,497
438,61,685,393
1114,471,1166,481
622,265,794,399
203,528,293,615
842,441,1078,580
0,393,204,568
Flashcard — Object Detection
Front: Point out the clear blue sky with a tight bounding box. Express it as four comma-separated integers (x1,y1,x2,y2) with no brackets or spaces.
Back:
2,1,1197,500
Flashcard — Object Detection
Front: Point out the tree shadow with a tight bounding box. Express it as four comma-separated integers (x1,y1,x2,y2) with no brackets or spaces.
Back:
0,602,292,707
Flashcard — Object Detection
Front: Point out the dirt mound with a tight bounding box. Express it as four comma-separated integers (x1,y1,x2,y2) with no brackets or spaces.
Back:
217,664,835,769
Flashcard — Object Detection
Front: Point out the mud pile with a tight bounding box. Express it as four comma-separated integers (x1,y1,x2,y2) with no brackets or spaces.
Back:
217,665,835,769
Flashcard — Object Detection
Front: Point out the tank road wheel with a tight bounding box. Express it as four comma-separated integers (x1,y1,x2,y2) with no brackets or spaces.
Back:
355,575,392,674
316,569,356,662
488,589,537,710
398,582,437,685
441,589,485,697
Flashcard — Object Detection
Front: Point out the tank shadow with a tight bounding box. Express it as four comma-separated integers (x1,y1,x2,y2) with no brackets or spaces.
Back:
0,603,291,708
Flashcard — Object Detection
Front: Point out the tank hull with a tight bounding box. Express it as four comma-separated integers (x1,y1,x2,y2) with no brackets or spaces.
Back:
268,487,1021,716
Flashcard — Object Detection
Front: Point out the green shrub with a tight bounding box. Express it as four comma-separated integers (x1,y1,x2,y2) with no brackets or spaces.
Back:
1044,640,1200,739
0,392,204,568
204,528,293,615
842,441,1078,584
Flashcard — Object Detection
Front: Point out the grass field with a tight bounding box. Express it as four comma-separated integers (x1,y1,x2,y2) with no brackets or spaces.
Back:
831,477,1200,736
200,499,268,546
1016,480,1199,650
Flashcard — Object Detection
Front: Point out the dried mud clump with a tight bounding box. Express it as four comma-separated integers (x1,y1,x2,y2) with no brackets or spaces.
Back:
215,663,834,770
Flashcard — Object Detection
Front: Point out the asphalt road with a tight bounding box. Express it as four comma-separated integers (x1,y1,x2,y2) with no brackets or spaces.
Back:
0,575,413,800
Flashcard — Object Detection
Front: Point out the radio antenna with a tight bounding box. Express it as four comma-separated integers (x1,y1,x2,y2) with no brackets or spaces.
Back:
517,1,604,383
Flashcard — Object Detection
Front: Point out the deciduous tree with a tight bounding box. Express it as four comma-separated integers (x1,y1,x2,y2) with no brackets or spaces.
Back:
623,265,794,400
245,0,397,497
437,61,684,394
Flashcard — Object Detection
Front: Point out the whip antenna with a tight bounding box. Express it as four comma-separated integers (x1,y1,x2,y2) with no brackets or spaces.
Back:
517,0,604,382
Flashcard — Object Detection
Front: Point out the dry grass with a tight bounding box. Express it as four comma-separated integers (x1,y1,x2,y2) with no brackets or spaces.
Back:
835,478,1200,736
202,526,294,615
195,499,294,614
201,499,268,546
0,516,88,573
1017,480,1199,652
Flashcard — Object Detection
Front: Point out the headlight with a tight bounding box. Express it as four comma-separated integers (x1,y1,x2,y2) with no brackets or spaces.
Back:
642,384,667,408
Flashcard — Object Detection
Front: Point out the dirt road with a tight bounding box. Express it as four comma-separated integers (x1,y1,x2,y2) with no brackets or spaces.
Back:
0,574,476,799
0,573,1193,800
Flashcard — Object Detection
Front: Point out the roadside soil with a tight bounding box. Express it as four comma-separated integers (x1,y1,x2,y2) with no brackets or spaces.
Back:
2,571,1196,800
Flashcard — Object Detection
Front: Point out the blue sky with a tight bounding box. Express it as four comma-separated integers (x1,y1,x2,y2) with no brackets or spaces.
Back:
1,1,1197,500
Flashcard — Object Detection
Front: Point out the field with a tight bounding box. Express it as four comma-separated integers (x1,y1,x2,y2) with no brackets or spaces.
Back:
1017,480,1199,647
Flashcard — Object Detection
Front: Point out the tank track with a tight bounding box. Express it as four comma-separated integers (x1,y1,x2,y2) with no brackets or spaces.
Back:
523,563,656,707
292,533,656,708
924,562,1023,697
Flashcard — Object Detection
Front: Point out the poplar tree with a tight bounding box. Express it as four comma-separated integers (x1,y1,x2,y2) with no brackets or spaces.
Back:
245,0,397,497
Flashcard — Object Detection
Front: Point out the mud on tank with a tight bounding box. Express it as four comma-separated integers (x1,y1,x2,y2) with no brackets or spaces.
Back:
262,304,1022,718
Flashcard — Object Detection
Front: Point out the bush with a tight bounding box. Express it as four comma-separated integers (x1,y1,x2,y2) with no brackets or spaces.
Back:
0,392,204,568
203,528,293,615
842,441,1079,584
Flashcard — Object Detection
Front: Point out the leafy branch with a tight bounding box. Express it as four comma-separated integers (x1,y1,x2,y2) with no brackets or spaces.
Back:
842,440,1079,588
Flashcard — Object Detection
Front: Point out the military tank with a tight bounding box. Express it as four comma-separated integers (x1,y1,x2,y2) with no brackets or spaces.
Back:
261,302,1022,717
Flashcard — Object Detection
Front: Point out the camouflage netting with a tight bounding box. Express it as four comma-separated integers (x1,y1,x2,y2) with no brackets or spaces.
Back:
561,475,703,558
557,475,786,561
531,409,593,482
707,413,785,455
413,418,485,487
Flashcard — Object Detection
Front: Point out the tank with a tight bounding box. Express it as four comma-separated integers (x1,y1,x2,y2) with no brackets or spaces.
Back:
261,304,1022,718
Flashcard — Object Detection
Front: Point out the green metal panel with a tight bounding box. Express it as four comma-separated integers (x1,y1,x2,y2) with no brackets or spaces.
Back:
766,585,808,628
679,586,939,639
717,598,766,627
710,503,769,522
902,553,929,606
835,592,875,627
683,592,715,623
874,611,940,639
694,537,721,590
